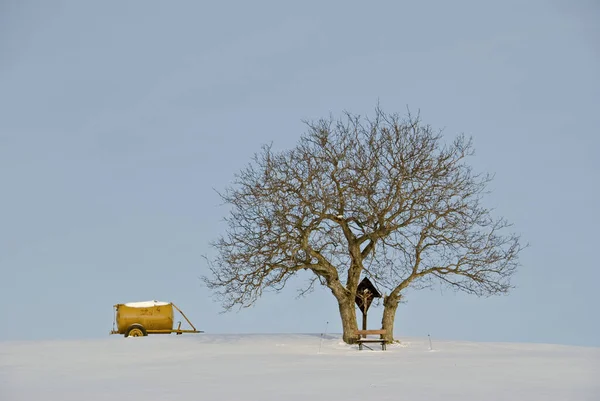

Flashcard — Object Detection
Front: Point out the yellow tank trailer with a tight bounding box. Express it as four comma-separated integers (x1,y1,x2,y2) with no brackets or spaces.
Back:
110,300,202,337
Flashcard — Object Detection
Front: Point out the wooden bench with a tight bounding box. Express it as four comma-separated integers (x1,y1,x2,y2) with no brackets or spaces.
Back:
356,329,387,350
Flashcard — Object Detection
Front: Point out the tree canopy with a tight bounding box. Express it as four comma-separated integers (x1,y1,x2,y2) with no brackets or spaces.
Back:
203,107,525,343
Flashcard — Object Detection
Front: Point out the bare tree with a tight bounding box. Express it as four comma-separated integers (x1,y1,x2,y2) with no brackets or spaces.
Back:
203,107,525,344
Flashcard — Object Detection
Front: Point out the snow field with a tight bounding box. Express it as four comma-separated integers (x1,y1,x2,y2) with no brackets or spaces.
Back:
1,334,598,400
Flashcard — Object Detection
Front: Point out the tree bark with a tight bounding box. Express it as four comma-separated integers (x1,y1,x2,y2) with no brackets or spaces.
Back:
381,294,400,343
337,297,359,344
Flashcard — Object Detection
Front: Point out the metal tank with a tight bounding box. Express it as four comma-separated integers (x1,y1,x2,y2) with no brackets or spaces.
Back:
110,300,201,337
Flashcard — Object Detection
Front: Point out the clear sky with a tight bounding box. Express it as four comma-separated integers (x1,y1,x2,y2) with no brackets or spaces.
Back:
1,0,598,346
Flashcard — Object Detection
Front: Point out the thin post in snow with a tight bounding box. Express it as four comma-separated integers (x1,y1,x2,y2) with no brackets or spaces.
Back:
428,333,433,350
318,321,329,354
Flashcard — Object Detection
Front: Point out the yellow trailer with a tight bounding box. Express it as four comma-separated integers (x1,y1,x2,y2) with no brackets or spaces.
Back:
110,300,203,337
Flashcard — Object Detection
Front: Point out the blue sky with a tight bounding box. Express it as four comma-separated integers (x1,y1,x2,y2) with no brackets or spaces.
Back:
1,0,598,346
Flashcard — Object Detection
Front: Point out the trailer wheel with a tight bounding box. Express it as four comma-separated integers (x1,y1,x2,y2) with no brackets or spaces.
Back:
125,324,147,338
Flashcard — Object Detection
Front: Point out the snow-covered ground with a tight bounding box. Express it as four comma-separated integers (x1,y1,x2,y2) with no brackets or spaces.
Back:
1,334,598,400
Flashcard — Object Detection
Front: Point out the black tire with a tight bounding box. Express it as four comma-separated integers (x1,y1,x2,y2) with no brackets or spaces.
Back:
124,324,147,337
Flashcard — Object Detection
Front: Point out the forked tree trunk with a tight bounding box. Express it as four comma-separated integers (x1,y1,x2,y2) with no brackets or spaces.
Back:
338,298,359,344
381,294,400,343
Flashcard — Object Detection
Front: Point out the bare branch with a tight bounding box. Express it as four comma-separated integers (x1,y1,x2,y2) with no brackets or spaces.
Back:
203,106,525,328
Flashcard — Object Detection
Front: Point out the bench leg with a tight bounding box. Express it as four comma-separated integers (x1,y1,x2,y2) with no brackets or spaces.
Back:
359,343,363,351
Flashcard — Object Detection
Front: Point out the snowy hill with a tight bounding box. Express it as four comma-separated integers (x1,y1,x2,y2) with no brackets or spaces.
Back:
1,334,598,400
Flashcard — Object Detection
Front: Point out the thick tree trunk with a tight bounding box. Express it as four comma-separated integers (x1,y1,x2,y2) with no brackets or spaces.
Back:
338,298,359,344
381,294,400,343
